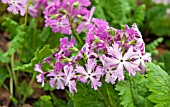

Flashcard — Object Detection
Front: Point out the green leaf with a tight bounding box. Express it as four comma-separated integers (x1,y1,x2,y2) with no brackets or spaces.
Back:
3,24,25,57
73,83,105,107
1,18,19,39
115,72,151,107
51,93,67,107
158,51,170,74
18,80,34,97
0,66,9,87
146,62,170,107
0,50,10,63
115,80,135,107
34,95,53,107
14,45,53,73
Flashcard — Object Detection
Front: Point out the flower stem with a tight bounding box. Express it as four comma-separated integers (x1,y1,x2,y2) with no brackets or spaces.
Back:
106,85,112,105
11,55,18,96
6,64,13,96
98,88,111,107
22,72,36,103
71,25,84,46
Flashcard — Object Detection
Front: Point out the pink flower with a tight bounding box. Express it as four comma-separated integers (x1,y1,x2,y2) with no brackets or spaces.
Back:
34,64,45,87
107,44,139,81
50,18,72,34
75,58,104,90
64,65,77,95
2,0,27,16
47,71,66,90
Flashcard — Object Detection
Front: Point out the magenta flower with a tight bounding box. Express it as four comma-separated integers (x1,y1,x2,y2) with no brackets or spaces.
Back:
2,0,27,16
76,7,95,34
75,58,104,90
34,64,45,87
64,65,77,95
50,18,72,34
60,36,76,52
47,71,66,90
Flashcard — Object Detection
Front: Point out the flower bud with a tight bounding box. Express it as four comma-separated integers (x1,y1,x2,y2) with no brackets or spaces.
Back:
50,14,59,19
128,39,136,45
59,9,67,15
73,1,80,8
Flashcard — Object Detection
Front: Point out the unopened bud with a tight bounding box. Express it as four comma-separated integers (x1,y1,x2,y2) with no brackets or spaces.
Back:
128,39,136,45
77,15,83,20
50,14,59,19
69,46,79,52
59,9,67,15
61,56,72,62
73,1,80,8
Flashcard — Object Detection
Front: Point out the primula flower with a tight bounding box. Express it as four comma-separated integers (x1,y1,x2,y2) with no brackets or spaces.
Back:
107,44,139,80
64,65,77,95
76,7,95,34
133,50,152,73
75,58,104,90
34,64,45,87
50,18,72,34
60,36,76,52
2,0,27,16
47,71,66,90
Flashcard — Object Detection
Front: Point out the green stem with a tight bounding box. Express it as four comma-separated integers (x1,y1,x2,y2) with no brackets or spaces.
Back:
11,55,18,96
98,89,111,107
71,26,84,46
22,72,36,103
6,64,13,96
106,85,112,105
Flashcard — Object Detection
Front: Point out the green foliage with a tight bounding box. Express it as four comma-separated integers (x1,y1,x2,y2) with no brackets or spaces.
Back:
14,45,53,73
92,0,145,28
18,80,34,97
3,24,25,57
115,72,152,107
146,5,170,37
158,51,170,74
73,83,105,107
34,95,53,107
21,18,64,63
0,50,10,63
146,63,170,107
1,18,19,39
0,65,9,87
146,37,163,55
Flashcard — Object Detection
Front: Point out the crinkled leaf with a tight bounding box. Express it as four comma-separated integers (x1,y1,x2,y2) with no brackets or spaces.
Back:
146,62,170,107
3,24,25,57
14,45,53,73
34,95,53,107
0,66,9,87
0,50,10,63
1,18,19,39
115,72,152,107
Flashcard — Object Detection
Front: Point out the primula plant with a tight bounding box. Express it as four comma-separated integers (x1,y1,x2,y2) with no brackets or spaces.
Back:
0,0,170,107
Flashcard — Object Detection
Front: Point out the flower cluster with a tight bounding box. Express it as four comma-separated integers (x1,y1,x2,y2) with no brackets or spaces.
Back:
44,0,91,34
28,0,47,17
34,20,151,95
1,0,27,16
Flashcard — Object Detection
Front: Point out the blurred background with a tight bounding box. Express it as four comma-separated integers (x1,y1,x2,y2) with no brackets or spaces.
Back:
0,0,170,106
